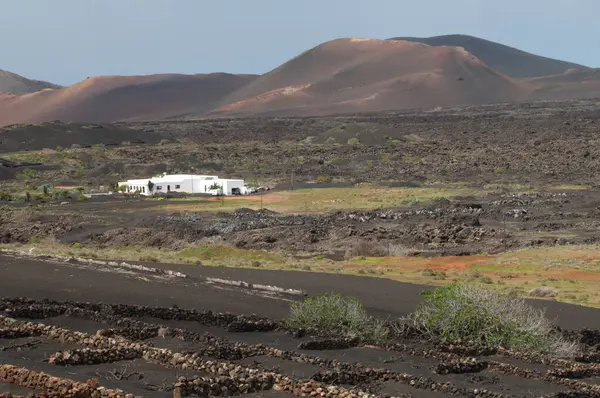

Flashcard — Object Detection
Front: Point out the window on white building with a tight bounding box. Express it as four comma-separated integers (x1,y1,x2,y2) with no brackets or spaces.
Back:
175,185,180,189
156,186,162,191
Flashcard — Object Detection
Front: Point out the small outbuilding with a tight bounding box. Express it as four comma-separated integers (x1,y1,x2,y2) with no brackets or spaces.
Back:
117,174,248,196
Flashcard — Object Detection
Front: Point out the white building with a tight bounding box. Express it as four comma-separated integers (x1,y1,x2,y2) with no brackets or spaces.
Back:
118,174,247,196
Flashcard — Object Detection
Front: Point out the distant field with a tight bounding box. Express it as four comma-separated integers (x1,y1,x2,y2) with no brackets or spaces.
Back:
143,185,486,214
141,182,589,214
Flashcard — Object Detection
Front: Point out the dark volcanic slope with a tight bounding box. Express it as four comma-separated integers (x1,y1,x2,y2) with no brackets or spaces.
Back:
389,34,589,78
209,38,530,117
0,121,162,152
528,68,600,99
0,73,257,126
0,69,61,95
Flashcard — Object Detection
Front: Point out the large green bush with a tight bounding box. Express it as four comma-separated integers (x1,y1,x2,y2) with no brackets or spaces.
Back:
410,283,579,357
288,293,388,343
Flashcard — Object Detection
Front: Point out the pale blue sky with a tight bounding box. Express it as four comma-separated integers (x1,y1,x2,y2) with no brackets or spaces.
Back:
1,0,597,86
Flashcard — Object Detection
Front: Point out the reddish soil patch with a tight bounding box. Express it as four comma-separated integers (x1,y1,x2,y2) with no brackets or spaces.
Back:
419,256,489,270
345,256,488,271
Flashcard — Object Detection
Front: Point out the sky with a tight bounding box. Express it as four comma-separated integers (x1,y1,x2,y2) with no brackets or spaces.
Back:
1,0,598,86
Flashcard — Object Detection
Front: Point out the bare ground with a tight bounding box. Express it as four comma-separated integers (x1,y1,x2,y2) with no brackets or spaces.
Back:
1,254,600,397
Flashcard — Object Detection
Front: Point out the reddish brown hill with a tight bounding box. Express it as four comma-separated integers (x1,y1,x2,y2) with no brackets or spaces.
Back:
389,35,589,78
208,38,532,117
0,73,257,126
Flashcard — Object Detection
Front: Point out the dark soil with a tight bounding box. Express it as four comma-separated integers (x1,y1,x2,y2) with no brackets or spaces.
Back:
0,98,598,189
1,255,599,397
0,121,162,153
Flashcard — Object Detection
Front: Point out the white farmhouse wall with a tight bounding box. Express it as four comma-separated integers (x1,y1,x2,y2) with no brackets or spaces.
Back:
220,179,245,195
119,175,245,196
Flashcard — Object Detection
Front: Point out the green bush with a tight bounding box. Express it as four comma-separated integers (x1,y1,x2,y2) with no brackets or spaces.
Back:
288,293,388,342
347,137,360,145
410,283,579,357
159,139,170,145
315,175,332,183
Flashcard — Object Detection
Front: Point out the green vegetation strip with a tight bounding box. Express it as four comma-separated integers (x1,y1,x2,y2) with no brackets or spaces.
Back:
289,283,579,357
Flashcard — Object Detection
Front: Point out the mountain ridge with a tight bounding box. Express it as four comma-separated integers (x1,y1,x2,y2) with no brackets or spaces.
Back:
387,34,589,78
0,34,598,125
0,69,61,95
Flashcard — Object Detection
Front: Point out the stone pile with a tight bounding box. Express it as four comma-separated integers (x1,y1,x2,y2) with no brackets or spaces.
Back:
0,316,135,351
0,251,188,280
48,347,143,366
0,297,282,333
96,326,160,341
2,304,67,319
0,328,36,339
433,358,489,375
489,361,600,398
0,365,137,398
173,374,274,397
4,298,600,398
297,338,359,350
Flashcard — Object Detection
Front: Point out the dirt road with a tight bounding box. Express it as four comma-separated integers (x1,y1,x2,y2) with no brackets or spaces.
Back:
2,254,599,329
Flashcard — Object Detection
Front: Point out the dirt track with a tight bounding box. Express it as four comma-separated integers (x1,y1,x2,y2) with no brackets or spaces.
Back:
1,254,599,328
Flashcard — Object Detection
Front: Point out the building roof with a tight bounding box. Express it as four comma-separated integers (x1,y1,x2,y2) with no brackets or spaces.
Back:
152,174,218,183
118,175,246,188
119,174,219,185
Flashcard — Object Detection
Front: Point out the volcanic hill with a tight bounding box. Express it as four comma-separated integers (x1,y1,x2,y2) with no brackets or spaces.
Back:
389,34,589,78
0,73,257,126
0,69,61,95
208,38,530,117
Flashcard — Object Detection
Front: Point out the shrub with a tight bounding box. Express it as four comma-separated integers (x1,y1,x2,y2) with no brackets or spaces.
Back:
72,242,83,249
421,268,447,280
0,192,12,201
76,194,87,201
409,283,579,357
315,175,332,183
529,287,559,298
53,190,71,200
347,137,360,145
330,156,346,165
288,293,388,342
